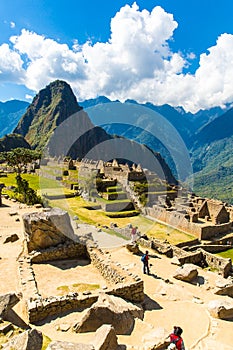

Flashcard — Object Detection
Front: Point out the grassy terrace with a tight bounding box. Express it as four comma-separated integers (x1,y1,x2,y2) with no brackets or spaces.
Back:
1,172,196,245
217,248,233,262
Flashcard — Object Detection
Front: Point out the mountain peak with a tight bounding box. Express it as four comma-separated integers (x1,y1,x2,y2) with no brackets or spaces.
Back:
14,80,82,150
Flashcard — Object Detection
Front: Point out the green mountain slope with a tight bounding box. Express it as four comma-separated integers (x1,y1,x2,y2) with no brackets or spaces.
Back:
0,133,31,152
191,108,233,203
14,80,82,150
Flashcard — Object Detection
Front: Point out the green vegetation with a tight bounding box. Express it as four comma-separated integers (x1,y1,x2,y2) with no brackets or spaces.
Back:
0,148,42,204
106,210,140,218
57,283,100,295
14,174,42,205
191,135,233,204
133,178,173,206
1,170,195,244
146,223,196,245
217,248,233,261
42,334,52,350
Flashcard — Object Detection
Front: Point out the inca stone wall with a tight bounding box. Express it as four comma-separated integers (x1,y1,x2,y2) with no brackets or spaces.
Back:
18,242,144,323
138,237,232,277
27,294,98,323
146,206,232,240
87,247,144,303
29,241,87,263
199,249,232,278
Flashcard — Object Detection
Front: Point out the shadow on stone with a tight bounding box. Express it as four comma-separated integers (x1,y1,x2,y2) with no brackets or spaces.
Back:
42,258,90,270
142,294,163,311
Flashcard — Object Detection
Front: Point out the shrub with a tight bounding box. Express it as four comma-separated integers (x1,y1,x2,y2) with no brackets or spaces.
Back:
14,174,43,205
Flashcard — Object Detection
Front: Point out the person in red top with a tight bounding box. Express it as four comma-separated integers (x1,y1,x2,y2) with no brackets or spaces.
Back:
142,250,150,274
169,326,185,350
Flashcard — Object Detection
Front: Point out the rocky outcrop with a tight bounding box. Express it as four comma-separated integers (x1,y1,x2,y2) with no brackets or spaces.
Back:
73,293,143,335
22,208,77,252
173,264,198,282
2,329,43,350
92,324,118,350
46,325,120,350
0,292,21,318
142,327,170,349
126,243,141,254
214,277,233,297
208,299,233,319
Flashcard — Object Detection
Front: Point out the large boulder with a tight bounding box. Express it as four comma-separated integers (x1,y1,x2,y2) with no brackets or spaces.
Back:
173,264,198,282
126,243,141,255
46,342,94,350
22,208,77,252
208,299,233,319
0,292,21,318
2,329,43,350
73,293,143,335
92,324,118,350
215,277,233,297
142,327,170,349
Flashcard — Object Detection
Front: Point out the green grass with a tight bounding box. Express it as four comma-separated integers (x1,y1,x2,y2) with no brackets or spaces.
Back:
107,186,122,192
106,210,140,218
146,222,196,245
217,248,233,261
1,172,196,245
42,334,52,350
102,191,125,195
57,283,100,295
1,173,39,190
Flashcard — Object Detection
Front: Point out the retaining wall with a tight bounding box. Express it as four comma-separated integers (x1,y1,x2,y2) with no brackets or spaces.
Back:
138,236,232,277
199,249,232,278
146,206,233,240
19,243,144,323
29,242,88,263
87,247,144,303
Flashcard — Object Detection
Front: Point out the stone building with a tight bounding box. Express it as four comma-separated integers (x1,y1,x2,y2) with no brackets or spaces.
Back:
199,199,229,224
146,195,233,240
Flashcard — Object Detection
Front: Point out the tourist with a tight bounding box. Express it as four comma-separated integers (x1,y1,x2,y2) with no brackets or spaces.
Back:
131,225,137,242
169,326,185,350
141,250,150,275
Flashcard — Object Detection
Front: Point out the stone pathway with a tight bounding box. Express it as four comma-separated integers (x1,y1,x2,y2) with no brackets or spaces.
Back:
74,222,129,248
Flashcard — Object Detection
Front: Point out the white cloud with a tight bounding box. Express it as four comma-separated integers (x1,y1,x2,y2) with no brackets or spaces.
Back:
0,3,233,112
0,43,24,82
25,94,33,100
10,21,15,28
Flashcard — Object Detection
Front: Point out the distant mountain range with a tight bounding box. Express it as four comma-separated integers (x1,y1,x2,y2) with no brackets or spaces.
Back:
4,80,176,185
0,100,29,138
1,81,233,202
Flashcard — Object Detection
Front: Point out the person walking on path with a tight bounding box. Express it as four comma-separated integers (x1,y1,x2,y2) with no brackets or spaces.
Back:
141,250,150,275
131,225,138,242
169,326,185,350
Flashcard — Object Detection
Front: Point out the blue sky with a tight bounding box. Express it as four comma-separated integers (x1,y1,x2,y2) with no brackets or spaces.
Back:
1,0,233,112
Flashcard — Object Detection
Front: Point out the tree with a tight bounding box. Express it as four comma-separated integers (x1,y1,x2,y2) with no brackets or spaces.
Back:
0,148,42,205
0,148,41,175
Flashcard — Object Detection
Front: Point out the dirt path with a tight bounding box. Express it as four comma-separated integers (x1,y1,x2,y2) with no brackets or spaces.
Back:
0,198,233,349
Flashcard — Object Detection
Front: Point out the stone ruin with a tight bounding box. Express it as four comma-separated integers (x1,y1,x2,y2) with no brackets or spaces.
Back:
22,207,79,253
146,195,233,240
1,205,233,349
18,207,144,325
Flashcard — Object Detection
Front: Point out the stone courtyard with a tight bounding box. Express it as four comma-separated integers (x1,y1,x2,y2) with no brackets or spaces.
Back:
0,197,233,349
